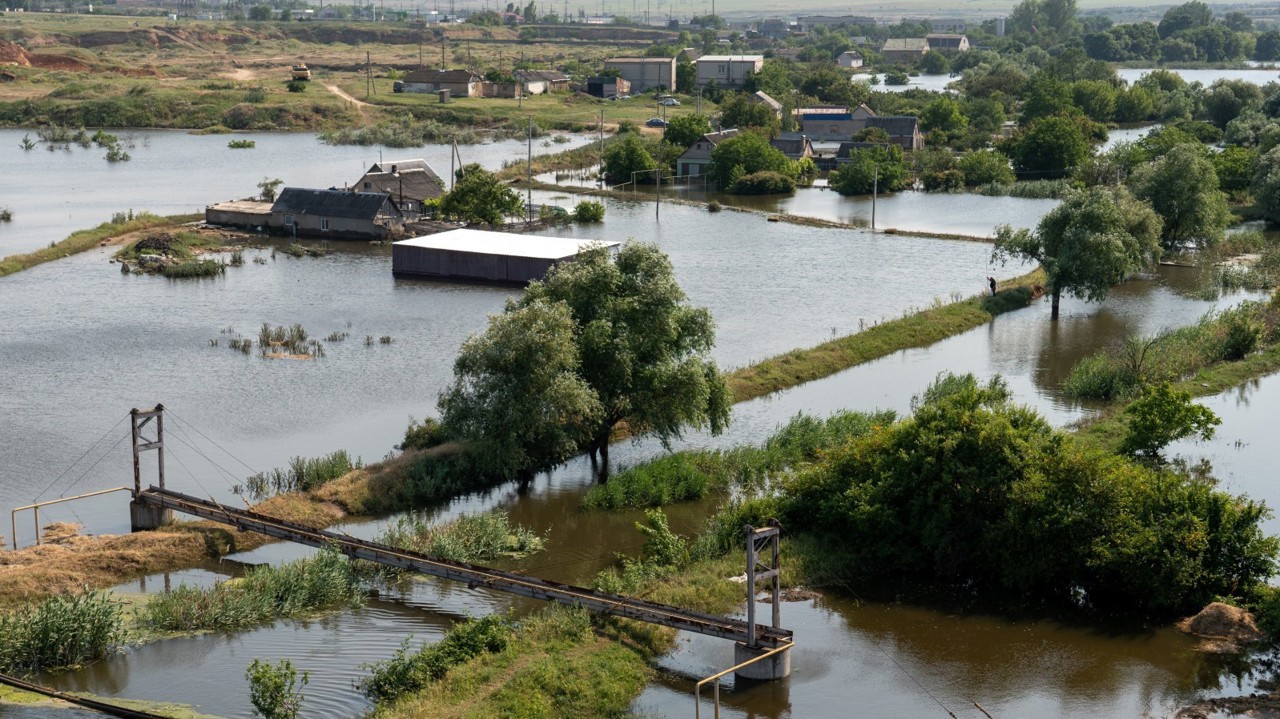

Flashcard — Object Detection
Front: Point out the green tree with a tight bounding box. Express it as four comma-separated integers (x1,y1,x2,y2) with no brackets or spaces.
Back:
921,50,950,75
1255,30,1280,61
518,244,730,477
1114,86,1157,122
717,93,781,136
246,659,308,719
437,164,524,225
663,114,711,149
1120,383,1221,459
829,145,911,195
1071,79,1117,122
1001,115,1089,179
706,133,792,189
1212,145,1257,195
1159,0,1213,38
920,97,968,136
993,186,1162,320
603,134,658,184
257,177,283,203
958,150,1015,186
439,300,602,480
248,4,273,20
676,60,696,93
1129,144,1231,250
1252,146,1280,224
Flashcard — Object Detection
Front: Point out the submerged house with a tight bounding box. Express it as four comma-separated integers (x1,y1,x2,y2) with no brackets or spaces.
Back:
393,229,619,284
676,128,740,178
270,188,405,240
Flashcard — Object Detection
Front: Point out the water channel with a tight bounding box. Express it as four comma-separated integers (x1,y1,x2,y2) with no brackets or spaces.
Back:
2,129,1277,718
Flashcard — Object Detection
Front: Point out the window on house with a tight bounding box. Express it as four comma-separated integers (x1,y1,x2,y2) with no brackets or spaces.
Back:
321,218,331,231
284,214,294,226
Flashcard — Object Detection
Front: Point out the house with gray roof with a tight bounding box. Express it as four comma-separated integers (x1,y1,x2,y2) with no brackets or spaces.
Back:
401,69,483,97
676,129,740,178
356,159,446,216
881,38,930,64
865,116,924,150
271,188,405,240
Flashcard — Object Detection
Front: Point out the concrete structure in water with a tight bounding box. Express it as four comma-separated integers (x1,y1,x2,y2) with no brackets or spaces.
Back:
392,229,619,284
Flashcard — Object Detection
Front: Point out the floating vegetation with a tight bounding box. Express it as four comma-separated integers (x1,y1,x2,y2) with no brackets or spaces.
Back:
90,129,118,148
325,331,349,342
160,259,224,278
228,337,253,354
283,243,329,258
104,144,131,163
140,549,364,632
0,590,124,674
0,208,11,222
19,134,34,150
253,256,268,265
379,335,393,344
228,139,257,149
230,250,245,266
235,450,363,499
365,335,375,346
259,323,323,358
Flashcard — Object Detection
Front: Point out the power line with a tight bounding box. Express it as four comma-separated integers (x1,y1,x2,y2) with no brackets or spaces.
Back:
29,415,128,503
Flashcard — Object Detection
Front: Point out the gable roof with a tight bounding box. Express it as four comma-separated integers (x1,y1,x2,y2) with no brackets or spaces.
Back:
403,68,481,84
272,188,397,220
881,38,929,52
865,115,920,136
696,55,765,63
838,50,863,59
366,158,444,183
514,69,570,83
752,90,782,110
359,168,445,202
701,129,741,145
605,56,676,64
770,136,813,156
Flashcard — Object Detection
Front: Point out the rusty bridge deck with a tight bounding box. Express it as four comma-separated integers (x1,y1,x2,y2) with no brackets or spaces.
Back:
135,487,792,648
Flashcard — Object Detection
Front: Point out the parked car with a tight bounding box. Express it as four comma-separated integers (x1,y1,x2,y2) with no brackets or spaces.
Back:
659,97,681,106
645,117,669,128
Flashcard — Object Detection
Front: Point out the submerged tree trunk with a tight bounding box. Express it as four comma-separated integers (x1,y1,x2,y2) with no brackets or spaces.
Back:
1051,288,1061,321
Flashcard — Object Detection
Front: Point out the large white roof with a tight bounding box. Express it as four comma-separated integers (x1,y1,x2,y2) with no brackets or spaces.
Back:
395,228,618,260
697,54,765,62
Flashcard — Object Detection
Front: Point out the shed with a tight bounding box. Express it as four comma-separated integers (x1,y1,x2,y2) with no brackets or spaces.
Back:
392,229,620,284
205,199,273,230
271,188,404,240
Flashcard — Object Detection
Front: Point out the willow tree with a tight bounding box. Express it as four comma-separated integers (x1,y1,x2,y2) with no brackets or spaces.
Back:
993,186,1162,320
520,242,731,479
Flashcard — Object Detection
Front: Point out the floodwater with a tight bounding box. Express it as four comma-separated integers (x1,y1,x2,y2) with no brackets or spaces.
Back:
1119,67,1280,87
4,129,1277,718
861,73,956,93
0,129,592,256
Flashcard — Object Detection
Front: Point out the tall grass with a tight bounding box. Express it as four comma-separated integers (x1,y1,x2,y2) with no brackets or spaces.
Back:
974,179,1072,199
1063,301,1280,400
161,258,225,278
358,615,512,703
583,410,895,510
375,512,543,566
238,450,361,500
320,116,483,147
140,549,364,633
0,591,124,673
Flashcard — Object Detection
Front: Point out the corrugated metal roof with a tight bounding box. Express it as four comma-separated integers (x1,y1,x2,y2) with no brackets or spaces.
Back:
881,38,929,51
272,188,394,219
395,229,619,260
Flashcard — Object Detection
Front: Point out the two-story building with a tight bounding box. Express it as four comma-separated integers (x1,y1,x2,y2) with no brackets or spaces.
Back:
880,38,929,64
603,57,677,93
926,34,970,52
695,55,764,88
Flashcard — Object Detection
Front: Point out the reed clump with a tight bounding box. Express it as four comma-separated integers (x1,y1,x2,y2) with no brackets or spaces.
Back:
0,590,124,673
228,139,257,149
140,549,364,633
160,258,225,278
374,512,543,568
238,450,362,500
358,615,513,703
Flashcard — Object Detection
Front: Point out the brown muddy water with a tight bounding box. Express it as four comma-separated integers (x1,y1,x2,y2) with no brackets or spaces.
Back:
2,156,1274,717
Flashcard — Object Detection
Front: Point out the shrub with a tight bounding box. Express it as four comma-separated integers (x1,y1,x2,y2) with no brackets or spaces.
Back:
246,658,308,719
374,512,543,566
1120,383,1221,458
707,200,722,212
237,450,361,499
1217,306,1265,360
921,169,964,192
161,259,224,278
286,80,308,93
228,139,257,149
0,591,124,673
572,200,606,222
730,170,796,195
359,616,512,702
584,452,715,509
959,150,1016,186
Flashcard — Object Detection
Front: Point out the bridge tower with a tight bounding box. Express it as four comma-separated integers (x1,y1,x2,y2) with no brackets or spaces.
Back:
129,405,172,532
737,522,791,679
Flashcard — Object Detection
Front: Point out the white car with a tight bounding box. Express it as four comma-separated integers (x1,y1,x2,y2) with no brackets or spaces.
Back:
659,97,681,106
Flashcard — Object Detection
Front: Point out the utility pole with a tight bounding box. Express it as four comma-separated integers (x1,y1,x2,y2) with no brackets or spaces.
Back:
527,115,533,223
366,51,373,98
598,108,605,184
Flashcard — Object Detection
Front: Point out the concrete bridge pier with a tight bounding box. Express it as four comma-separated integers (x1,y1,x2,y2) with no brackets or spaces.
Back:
130,500,171,532
734,642,792,680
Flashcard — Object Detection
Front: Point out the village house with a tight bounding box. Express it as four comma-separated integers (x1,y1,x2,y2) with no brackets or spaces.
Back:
271,188,404,241
400,68,483,97
678,48,701,63
796,105,877,142
586,75,631,98
756,18,791,40
929,18,966,33
355,159,446,217
926,34,971,52
751,90,783,118
881,38,930,64
513,69,571,95
603,57,677,93
770,134,815,161
865,116,925,150
695,55,764,88
836,50,863,68
676,129,740,178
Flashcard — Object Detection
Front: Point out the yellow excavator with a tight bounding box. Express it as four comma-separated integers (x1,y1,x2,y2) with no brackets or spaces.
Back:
290,63,311,81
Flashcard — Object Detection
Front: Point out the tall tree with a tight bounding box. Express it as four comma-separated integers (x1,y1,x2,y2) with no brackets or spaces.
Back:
439,301,602,481
519,244,730,478
437,164,524,225
603,134,658,184
1001,115,1089,179
993,186,1162,320
663,114,712,149
1129,144,1230,250
706,133,792,189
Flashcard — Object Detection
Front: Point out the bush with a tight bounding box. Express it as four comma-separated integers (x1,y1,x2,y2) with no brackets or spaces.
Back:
584,452,716,509
730,170,796,195
921,169,964,192
374,512,543,566
776,373,1278,615
246,658,308,719
1120,383,1221,458
958,150,1016,186
1218,306,1265,360
572,200,606,222
161,259,225,278
707,200,722,212
286,80,308,93
0,591,124,673
359,616,512,702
